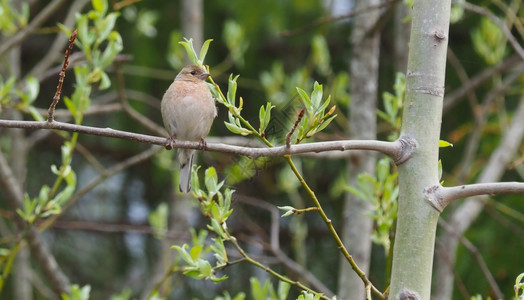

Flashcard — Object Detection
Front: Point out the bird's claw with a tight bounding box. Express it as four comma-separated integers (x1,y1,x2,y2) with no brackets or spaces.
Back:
165,136,176,150
199,138,207,151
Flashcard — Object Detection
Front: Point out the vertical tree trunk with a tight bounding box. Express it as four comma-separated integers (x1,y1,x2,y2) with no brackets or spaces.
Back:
389,0,451,298
181,0,204,51
6,9,33,295
338,0,380,298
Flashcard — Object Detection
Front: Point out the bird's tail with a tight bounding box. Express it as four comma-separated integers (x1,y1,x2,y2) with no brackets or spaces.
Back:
178,149,194,193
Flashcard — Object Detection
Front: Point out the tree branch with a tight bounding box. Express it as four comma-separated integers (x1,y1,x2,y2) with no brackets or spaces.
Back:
438,219,503,299
459,1,524,60
0,119,414,163
0,0,69,58
424,182,524,213
443,54,523,114
28,0,91,79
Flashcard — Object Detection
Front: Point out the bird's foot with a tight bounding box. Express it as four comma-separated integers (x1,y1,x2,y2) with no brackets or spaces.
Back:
199,138,208,151
165,135,176,150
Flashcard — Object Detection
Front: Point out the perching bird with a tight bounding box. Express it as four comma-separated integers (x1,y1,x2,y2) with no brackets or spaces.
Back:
161,65,216,193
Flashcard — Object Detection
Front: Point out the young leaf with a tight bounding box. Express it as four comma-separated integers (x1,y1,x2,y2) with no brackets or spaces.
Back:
439,140,453,148
179,38,199,66
199,39,213,65
91,0,107,14
296,87,312,114
310,81,323,110
227,74,240,107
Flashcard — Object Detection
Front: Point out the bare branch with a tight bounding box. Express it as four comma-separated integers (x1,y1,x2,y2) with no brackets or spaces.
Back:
443,54,523,114
438,219,503,299
237,195,334,297
459,1,524,60
425,182,524,213
114,63,167,136
28,0,91,78
0,0,69,58
0,119,412,162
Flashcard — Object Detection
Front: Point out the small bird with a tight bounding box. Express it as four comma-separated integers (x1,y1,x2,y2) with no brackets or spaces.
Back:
161,65,216,193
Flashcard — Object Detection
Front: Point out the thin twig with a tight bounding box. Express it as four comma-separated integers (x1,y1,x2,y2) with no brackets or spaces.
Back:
459,1,524,60
443,54,523,114
237,195,334,297
47,29,77,122
284,155,385,299
286,108,305,148
438,220,503,299
227,235,332,300
0,0,69,58
28,0,90,78
114,63,167,136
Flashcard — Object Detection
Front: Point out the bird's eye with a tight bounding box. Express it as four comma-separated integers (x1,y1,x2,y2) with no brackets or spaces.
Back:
190,71,197,75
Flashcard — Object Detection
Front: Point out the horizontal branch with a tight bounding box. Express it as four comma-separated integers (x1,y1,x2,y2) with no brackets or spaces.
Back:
0,119,415,163
424,182,524,213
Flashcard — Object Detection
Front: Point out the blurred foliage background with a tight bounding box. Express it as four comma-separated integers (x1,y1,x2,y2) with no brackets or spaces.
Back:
0,0,523,299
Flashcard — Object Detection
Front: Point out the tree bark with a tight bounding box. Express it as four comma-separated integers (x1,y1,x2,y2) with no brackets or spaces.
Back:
338,0,380,298
181,0,204,54
389,0,451,298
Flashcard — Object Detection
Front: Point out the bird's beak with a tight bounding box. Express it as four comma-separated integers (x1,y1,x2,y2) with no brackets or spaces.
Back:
199,72,211,80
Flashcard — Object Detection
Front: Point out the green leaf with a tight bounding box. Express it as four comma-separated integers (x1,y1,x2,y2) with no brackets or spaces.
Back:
148,203,168,238
91,0,107,14
28,106,44,121
227,74,239,107
100,31,123,68
205,167,218,195
296,87,312,114
438,159,443,182
377,158,390,184
277,206,295,217
439,140,453,148
198,39,213,65
258,102,274,133
171,244,194,264
189,245,203,261
277,280,291,300
207,218,224,237
97,13,119,46
310,81,323,110
179,38,199,66
24,76,39,104
315,114,336,133
99,71,111,89
224,121,252,136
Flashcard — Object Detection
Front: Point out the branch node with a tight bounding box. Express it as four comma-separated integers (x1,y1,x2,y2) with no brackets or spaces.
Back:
397,289,421,300
433,29,447,41
394,136,417,165
423,184,444,213
47,28,77,123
